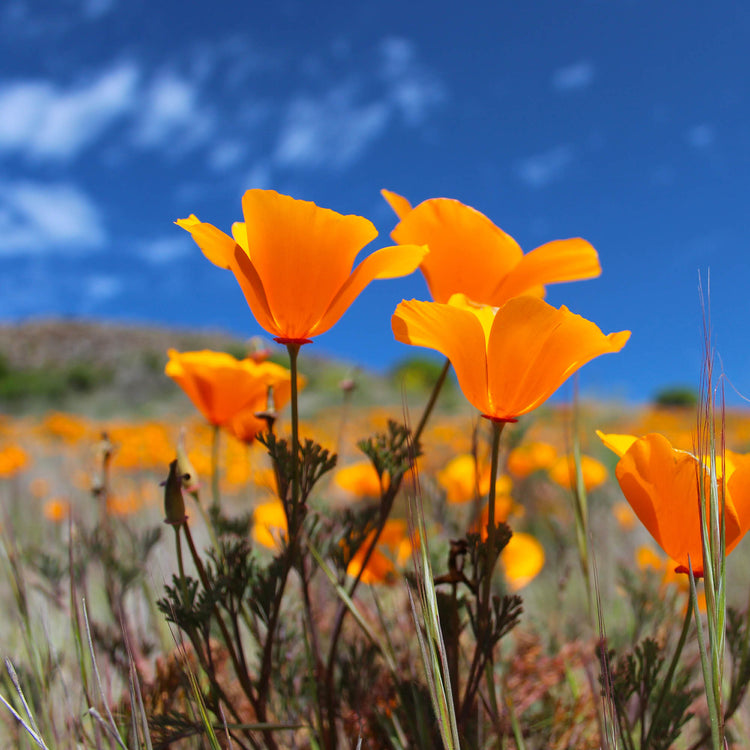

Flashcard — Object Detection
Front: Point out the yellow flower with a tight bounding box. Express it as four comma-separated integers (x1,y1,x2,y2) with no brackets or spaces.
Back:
177,190,427,343
382,190,600,306
43,498,71,523
393,294,629,422
0,444,29,478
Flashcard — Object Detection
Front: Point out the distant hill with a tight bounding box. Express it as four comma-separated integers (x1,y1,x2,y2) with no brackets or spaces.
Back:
0,318,444,418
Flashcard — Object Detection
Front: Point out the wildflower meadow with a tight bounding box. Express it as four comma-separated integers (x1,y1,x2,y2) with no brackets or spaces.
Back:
3,187,750,750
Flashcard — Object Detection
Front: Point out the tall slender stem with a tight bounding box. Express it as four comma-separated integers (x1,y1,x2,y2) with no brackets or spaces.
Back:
286,343,301,517
211,423,221,511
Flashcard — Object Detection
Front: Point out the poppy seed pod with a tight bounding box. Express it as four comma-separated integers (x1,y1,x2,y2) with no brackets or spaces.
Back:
163,459,187,526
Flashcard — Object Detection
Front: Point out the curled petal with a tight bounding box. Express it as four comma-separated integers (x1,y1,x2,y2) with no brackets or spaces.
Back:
175,215,236,269
596,431,638,458
230,246,281,337
392,198,523,303
241,190,378,336
392,299,491,414
492,238,601,304
486,296,630,418
312,244,427,337
614,433,707,573
381,189,413,220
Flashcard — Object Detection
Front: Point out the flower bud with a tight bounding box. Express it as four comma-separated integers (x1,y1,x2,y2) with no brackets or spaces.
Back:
163,459,187,526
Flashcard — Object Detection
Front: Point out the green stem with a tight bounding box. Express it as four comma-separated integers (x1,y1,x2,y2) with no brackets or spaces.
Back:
211,423,221,511
644,593,693,747
413,357,451,444
286,343,301,518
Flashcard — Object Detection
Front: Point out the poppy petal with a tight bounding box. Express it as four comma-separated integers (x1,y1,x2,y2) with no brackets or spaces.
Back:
597,431,638,458
176,215,235,269
381,189,413,220
391,198,523,303
241,190,378,337
486,297,630,418
392,299,491,414
230,246,279,336
492,238,601,304
615,433,705,572
312,244,427,337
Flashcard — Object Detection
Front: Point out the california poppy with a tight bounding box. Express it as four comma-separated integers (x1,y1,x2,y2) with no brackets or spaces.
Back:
392,294,630,422
382,190,600,306
548,454,608,492
437,453,513,504
346,519,415,585
252,498,288,550
333,461,386,499
598,431,750,575
177,190,427,344
165,349,293,428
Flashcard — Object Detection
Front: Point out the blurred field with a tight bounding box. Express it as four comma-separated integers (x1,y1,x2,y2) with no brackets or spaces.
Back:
1,320,750,747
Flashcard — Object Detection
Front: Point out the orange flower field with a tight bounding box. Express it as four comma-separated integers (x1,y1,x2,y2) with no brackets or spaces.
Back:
1,188,750,750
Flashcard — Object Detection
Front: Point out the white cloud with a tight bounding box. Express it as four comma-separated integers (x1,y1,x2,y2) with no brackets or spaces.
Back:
274,84,390,170
379,37,445,125
0,181,106,255
0,62,139,161
686,124,714,148
83,274,122,302
132,71,214,153
516,146,574,188
138,236,192,265
551,61,596,93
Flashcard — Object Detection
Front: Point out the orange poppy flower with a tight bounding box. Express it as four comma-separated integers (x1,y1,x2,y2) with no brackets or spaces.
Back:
548,454,608,492
333,461,386,499
598,431,750,575
382,190,600,306
506,441,558,478
165,349,293,427
500,532,545,592
437,453,513,504
177,190,427,343
392,294,630,422
346,519,415,585
252,498,288,550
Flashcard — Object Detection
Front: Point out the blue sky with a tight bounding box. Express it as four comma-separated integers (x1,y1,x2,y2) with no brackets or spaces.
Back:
1,0,749,404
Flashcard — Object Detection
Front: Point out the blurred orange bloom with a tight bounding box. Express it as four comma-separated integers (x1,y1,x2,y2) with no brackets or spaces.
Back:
613,500,637,531
506,441,558,478
346,519,414,585
393,294,629,422
548,454,608,492
599,431,750,576
437,453,512,504
334,461,386,499
165,350,293,428
177,190,427,343
0,444,29,478
500,532,545,592
43,498,71,523
382,190,600,306
252,498,288,550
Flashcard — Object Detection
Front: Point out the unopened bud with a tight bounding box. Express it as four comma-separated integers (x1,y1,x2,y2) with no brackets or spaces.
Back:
176,428,199,494
163,459,187,526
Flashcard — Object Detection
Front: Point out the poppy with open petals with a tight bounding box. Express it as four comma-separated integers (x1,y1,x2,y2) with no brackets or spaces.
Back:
177,190,427,343
392,294,629,422
382,190,601,306
165,349,294,427
598,431,750,575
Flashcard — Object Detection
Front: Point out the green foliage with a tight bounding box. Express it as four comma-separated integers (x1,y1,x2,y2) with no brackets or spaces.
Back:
0,356,113,405
652,385,699,408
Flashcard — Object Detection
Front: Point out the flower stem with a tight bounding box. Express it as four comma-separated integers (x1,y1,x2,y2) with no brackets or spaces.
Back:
210,423,221,511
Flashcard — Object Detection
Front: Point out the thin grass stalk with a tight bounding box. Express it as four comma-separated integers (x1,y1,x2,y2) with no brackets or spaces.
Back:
210,423,221,511
407,457,460,749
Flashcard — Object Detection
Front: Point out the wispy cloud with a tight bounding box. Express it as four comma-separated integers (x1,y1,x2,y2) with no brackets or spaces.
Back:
83,273,122,303
0,62,139,161
138,236,193,265
516,145,574,188
274,83,390,170
551,61,596,93
132,71,215,154
0,181,106,255
379,37,445,125
686,124,714,148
